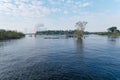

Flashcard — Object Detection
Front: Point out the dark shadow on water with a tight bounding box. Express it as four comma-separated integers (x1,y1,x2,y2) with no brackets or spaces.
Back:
0,40,11,48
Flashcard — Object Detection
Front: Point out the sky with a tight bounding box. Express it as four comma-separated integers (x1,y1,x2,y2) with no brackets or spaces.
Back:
0,0,120,33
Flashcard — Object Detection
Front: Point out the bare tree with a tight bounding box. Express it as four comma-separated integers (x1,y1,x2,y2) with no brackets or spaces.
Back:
75,21,87,39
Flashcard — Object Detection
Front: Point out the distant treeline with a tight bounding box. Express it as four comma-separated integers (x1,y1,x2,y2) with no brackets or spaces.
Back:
36,30,90,35
92,32,120,36
36,30,120,36
0,29,25,40
93,26,120,36
36,26,120,36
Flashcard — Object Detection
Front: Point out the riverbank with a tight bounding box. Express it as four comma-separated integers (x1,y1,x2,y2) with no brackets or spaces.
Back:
36,30,120,36
36,30,89,35
91,32,120,36
0,29,25,40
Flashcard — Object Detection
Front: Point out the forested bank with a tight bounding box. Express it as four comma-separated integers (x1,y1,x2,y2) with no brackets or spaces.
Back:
36,26,120,36
0,29,25,40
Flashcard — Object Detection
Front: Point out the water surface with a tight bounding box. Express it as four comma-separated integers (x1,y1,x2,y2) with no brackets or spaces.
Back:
0,35,120,80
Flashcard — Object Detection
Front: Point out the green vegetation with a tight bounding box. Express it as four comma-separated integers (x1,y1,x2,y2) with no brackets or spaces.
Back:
0,29,25,40
91,32,109,35
107,26,119,33
93,32,120,36
37,21,88,39
75,21,87,39
37,30,74,35
36,26,120,36
36,30,89,35
94,26,120,36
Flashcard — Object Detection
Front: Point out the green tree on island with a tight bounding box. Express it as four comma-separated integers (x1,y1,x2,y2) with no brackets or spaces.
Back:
107,26,120,36
108,26,119,33
75,21,87,39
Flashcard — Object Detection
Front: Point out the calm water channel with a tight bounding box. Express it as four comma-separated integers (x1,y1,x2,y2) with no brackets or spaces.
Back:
0,35,120,80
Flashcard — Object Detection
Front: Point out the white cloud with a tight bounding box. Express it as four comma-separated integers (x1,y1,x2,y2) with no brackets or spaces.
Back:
3,0,12,2
51,8,61,12
66,0,73,4
31,1,43,5
82,2,90,7
0,0,61,17
75,1,90,7
114,0,120,1
0,0,93,32
63,10,68,14
0,0,91,17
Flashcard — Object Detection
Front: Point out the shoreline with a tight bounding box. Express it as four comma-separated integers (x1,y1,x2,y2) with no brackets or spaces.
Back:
0,29,25,40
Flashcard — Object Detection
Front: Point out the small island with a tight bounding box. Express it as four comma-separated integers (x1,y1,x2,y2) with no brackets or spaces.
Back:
92,26,120,36
0,29,25,40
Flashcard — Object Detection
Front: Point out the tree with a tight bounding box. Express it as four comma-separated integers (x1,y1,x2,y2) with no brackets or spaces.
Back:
107,26,118,33
0,29,24,40
75,21,87,39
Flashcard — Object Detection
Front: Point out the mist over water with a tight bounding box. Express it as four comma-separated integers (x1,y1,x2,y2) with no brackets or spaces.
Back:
0,35,120,80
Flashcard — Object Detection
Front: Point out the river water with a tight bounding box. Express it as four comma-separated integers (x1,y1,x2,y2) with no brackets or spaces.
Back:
0,35,120,80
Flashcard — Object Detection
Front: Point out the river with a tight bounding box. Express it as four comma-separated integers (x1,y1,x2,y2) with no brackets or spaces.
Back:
0,35,120,80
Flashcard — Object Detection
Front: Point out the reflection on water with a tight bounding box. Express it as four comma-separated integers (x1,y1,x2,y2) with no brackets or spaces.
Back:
76,39,84,52
107,36,119,45
0,35,120,80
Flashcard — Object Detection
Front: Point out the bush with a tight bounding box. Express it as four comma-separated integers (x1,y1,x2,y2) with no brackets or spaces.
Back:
0,29,25,40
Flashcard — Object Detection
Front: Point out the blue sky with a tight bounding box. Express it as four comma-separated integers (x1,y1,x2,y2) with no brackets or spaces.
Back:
0,0,120,33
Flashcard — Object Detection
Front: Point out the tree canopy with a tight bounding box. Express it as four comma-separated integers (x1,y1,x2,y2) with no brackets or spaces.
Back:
0,29,25,40
75,21,88,39
107,26,119,33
